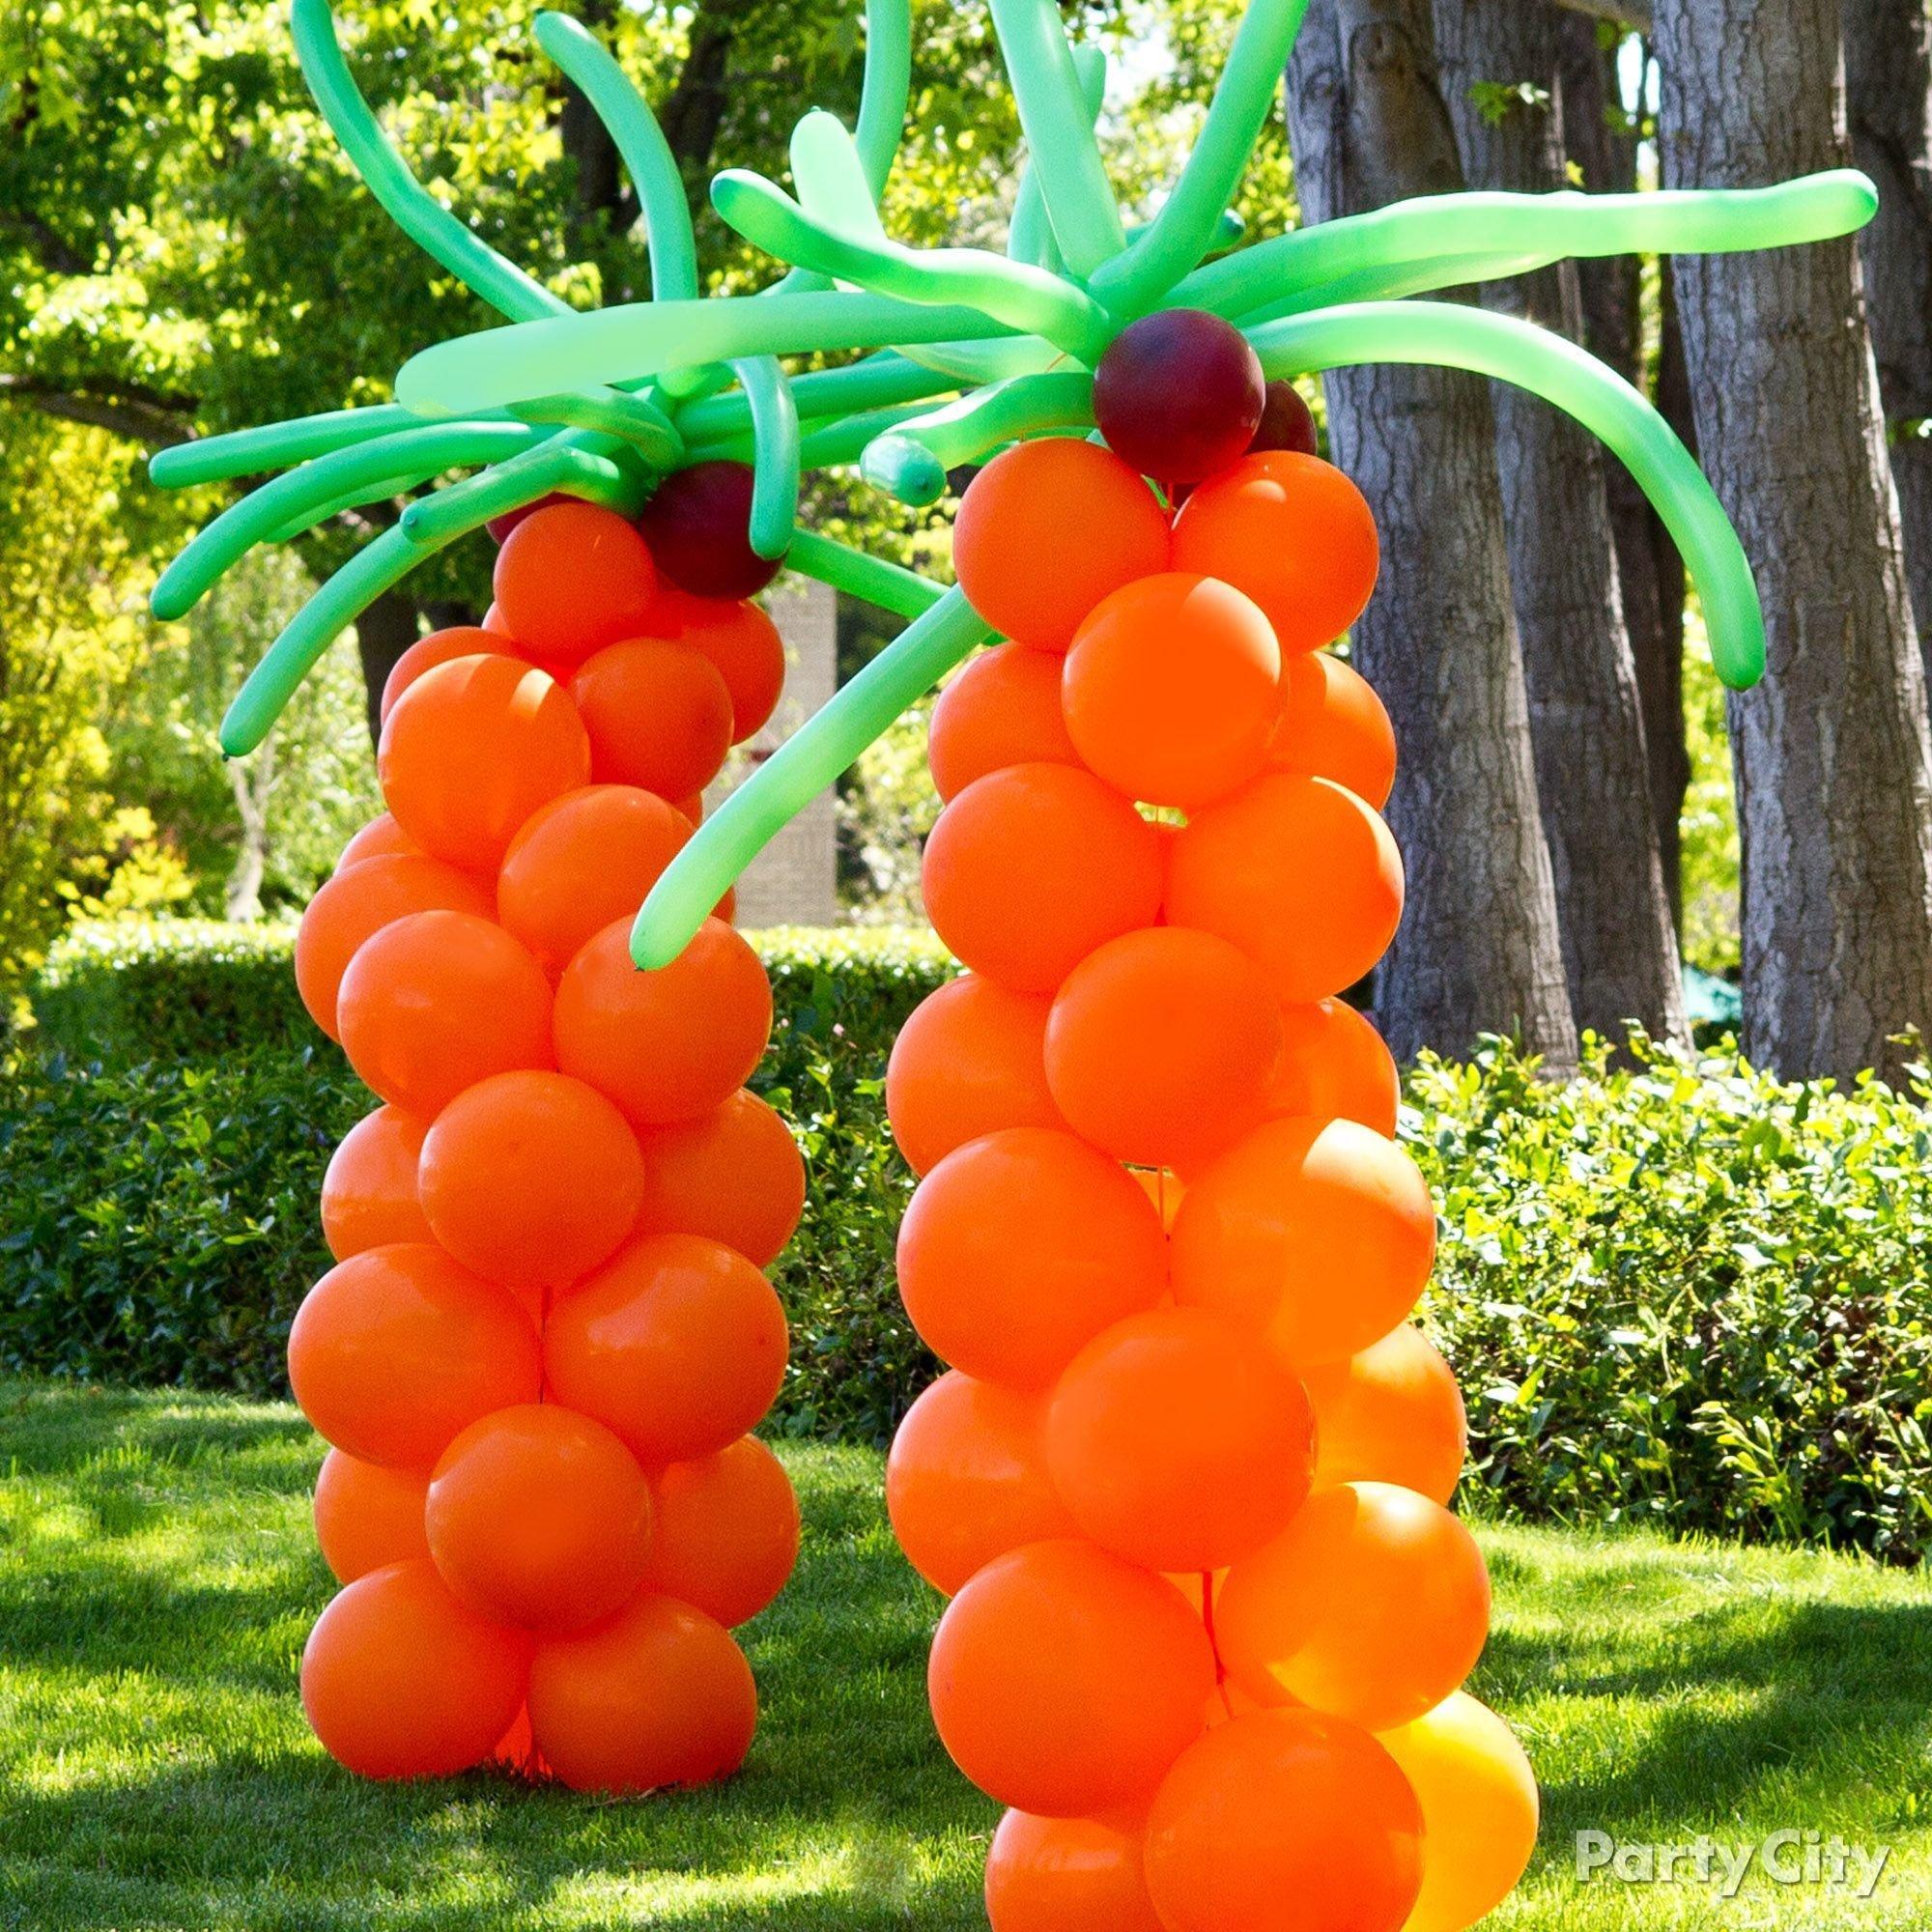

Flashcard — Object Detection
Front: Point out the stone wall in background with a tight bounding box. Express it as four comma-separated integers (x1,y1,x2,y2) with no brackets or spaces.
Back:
706,576,838,926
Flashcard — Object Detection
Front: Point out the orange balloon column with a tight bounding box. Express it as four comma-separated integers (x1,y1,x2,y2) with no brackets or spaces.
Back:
292,502,802,1790
894,435,1536,1931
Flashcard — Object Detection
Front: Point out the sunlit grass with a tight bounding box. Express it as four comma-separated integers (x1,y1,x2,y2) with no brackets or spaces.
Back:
1,1377,1929,1929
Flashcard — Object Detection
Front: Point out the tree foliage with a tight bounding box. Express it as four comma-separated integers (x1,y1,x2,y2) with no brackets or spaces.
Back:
0,411,184,1009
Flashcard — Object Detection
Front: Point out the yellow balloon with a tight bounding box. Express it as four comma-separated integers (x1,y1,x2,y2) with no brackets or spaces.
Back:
1378,1691,1539,1932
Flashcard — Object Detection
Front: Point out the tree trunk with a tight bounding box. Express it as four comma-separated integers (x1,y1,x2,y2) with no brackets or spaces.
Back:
1557,19,1693,925
354,586,420,752
1286,0,1579,1071
1436,0,1687,1045
1844,0,1932,668
1655,0,1932,1080
224,730,275,923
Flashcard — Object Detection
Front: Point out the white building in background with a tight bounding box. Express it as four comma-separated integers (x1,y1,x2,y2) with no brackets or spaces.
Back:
704,575,838,928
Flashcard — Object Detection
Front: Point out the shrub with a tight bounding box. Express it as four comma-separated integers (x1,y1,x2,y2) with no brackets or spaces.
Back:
12,923,1932,1565
27,917,954,1066
29,918,313,1061
1418,1034,1932,1563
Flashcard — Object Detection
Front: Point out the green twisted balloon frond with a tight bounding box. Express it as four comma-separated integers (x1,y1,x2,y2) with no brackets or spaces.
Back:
153,0,940,760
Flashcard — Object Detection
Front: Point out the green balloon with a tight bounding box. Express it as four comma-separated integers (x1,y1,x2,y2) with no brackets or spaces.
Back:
632,586,989,966
153,421,537,620
859,369,1095,504
399,433,644,547
395,292,1010,416
730,356,801,560
149,403,422,490
293,0,566,325
1093,0,1312,315
987,0,1124,276
711,167,1113,364
533,14,698,306
1179,172,1880,323
1250,300,1767,688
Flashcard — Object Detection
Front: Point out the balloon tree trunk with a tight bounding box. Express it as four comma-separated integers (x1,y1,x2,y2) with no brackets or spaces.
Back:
881,426,1539,1931
288,502,806,1790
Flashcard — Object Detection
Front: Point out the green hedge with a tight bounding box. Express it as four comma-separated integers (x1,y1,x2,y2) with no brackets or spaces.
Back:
1416,1037,1932,1562
28,917,954,1068
11,923,1932,1561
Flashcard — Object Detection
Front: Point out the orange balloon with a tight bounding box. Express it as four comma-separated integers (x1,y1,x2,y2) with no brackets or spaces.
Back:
1170,451,1380,656
492,501,660,663
668,594,786,742
528,1592,756,1793
554,917,772,1128
497,784,693,976
426,1404,653,1634
922,764,1165,994
1217,1482,1491,1732
1144,1708,1423,1932
336,910,554,1116
1166,773,1404,1004
953,440,1172,650
1378,1692,1539,1932
1171,1116,1435,1370
886,975,1064,1177
887,1372,1077,1596
1046,1307,1315,1573
543,1233,788,1465
1045,927,1283,1171
928,643,1080,803
570,639,734,800
482,600,512,638
1267,998,1401,1140
418,1069,643,1293
632,1089,805,1267
641,1435,801,1627
1301,1324,1467,1506
1062,574,1280,810
288,1243,541,1466
321,1105,432,1261
333,812,419,872
379,654,592,871
897,1127,1168,1389
379,625,504,725
313,1448,429,1583
295,854,493,1041
1271,651,1396,808
986,1808,1165,1932
928,1539,1214,1816
302,1559,532,1779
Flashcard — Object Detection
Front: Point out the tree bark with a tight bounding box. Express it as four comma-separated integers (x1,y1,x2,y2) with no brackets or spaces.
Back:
353,586,420,752
1655,0,1932,1080
224,731,275,923
1436,0,1687,1045
1557,19,1693,924
1287,0,1579,1071
1844,0,1932,668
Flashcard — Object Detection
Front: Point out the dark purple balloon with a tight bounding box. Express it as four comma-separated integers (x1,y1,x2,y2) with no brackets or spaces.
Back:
484,491,573,545
1092,309,1265,485
1249,380,1320,458
635,460,783,600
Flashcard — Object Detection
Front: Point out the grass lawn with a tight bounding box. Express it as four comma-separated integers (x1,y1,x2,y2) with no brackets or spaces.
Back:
1,1378,1929,1931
